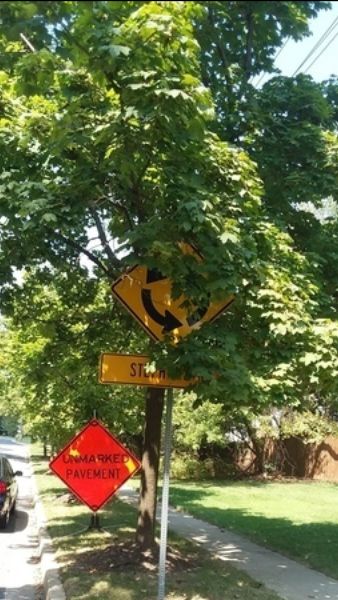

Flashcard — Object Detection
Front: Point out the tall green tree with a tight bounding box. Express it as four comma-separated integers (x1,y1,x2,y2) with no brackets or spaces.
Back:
193,0,338,455
0,270,145,451
1,1,337,548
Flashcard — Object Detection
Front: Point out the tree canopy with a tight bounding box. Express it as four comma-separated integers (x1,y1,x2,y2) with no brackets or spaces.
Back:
1,0,338,545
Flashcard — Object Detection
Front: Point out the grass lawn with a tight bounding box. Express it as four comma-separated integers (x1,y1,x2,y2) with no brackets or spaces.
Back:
169,479,338,579
31,448,282,600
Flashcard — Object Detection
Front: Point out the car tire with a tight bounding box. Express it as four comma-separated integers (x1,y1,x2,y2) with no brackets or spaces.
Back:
10,500,16,516
0,511,9,529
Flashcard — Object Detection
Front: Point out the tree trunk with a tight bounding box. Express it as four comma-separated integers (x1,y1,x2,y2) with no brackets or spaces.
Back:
136,387,164,549
254,438,266,474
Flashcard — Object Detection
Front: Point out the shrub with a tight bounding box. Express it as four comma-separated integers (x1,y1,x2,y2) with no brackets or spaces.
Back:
170,453,235,480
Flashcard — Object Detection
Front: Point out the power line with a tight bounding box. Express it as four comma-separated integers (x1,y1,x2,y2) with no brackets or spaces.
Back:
303,28,338,74
253,70,268,89
252,38,290,89
292,14,338,76
274,38,290,62
253,13,338,87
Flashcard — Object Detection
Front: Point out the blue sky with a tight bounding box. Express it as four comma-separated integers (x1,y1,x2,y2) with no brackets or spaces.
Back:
254,1,338,85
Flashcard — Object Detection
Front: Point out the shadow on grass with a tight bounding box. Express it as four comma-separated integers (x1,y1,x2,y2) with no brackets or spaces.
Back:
43,512,158,599
46,501,138,541
30,454,50,461
170,484,338,579
39,490,282,599
48,526,280,600
38,486,69,498
32,465,51,475
48,516,136,541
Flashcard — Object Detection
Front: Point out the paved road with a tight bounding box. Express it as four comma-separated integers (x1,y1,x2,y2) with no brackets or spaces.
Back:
0,437,43,600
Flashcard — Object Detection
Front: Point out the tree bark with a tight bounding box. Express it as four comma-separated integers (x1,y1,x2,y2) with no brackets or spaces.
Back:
244,10,254,81
136,387,164,549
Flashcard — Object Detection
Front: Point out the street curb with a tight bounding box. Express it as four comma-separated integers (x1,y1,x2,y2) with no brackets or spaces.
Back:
34,489,66,600
29,457,66,600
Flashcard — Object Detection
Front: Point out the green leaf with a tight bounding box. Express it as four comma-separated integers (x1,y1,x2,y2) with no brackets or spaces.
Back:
108,45,130,58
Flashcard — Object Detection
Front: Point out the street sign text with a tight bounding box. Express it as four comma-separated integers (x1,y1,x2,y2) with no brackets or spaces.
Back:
99,353,195,388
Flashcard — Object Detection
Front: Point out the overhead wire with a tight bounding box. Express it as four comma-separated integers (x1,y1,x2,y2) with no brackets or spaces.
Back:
252,12,338,88
253,38,290,88
292,14,338,76
303,27,338,74
274,37,291,62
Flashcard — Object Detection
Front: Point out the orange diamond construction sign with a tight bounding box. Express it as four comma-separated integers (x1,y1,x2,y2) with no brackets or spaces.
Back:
49,419,141,512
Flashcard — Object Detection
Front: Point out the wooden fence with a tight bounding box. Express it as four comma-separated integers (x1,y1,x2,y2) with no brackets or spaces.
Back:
282,437,338,481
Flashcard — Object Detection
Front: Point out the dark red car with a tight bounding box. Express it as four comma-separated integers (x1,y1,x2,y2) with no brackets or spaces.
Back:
0,455,22,529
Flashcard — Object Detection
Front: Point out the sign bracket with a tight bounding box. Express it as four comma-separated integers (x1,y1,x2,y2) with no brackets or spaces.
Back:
69,512,107,536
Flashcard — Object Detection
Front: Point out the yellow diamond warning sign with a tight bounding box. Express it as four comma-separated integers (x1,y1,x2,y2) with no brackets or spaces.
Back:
111,263,234,342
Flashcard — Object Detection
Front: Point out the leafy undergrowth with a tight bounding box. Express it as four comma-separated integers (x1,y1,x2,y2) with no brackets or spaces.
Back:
31,450,282,600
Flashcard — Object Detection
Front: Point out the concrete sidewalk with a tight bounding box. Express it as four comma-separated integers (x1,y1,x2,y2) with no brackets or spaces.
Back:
119,487,338,600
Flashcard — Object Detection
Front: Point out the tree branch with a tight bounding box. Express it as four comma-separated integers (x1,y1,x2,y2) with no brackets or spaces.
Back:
207,4,236,140
90,207,121,270
207,5,233,98
244,10,254,81
51,229,116,279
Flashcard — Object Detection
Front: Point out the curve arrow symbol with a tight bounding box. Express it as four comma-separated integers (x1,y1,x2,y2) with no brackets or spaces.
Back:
141,289,182,333
146,268,167,285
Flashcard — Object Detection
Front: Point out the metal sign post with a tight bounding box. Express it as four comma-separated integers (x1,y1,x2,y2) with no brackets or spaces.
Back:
157,387,174,600
109,249,233,596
